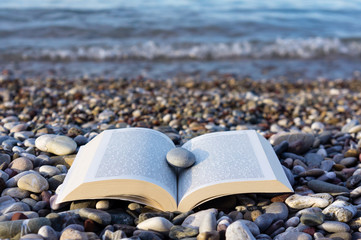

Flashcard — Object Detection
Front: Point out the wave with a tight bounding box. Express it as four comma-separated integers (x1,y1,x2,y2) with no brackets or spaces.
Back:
12,38,361,61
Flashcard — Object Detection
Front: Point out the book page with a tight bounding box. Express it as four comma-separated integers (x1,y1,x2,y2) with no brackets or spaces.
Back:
178,130,275,202
85,128,177,201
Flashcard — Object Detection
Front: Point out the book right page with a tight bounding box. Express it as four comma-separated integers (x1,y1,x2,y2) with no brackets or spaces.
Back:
178,130,286,207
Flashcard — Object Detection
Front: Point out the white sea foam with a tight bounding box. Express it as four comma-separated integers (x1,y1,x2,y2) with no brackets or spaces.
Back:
20,38,361,61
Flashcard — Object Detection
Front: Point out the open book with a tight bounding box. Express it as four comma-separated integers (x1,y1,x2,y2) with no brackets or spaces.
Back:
56,128,293,212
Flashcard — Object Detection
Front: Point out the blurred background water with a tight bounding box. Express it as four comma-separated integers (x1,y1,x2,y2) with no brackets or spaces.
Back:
1,0,361,80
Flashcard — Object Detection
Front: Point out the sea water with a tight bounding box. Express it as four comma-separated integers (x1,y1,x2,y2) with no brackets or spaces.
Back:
1,0,361,80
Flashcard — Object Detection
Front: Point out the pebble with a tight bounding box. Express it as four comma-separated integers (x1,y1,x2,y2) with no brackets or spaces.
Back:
166,147,196,168
285,194,332,209
96,199,110,210
326,232,352,240
102,229,127,240
137,216,174,234
322,200,357,222
225,221,256,240
38,225,58,240
265,202,289,220
285,216,300,227
300,212,324,226
182,208,218,229
350,186,361,198
318,220,350,232
169,225,199,239
20,233,44,239
35,134,77,155
39,165,61,178
198,211,217,233
340,157,357,167
107,209,133,225
3,202,31,215
78,207,111,225
48,174,66,190
307,180,349,193
60,228,88,240
270,132,314,154
274,231,312,240
197,230,219,240
342,120,359,133
311,122,325,132
2,187,30,199
254,213,276,232
238,220,260,236
0,217,51,239
9,157,33,172
18,173,49,193
304,153,323,168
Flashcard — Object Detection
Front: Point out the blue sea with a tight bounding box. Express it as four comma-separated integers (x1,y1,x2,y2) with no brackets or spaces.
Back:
1,0,361,80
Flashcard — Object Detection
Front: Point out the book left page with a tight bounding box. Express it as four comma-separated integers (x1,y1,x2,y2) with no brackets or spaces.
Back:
57,128,178,211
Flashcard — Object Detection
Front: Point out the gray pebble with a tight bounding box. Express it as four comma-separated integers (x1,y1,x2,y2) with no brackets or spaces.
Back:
166,147,196,168
318,221,350,233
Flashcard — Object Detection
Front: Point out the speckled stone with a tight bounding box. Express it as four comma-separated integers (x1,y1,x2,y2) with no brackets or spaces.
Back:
322,200,357,222
285,193,333,209
169,225,199,239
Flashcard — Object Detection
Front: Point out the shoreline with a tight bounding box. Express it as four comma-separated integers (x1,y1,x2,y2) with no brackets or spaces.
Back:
1,76,361,239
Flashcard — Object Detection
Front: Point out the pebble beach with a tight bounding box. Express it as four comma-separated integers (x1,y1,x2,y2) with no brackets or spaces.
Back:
1,75,361,239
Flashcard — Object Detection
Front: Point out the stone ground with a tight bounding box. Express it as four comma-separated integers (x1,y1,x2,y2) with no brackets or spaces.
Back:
1,75,361,239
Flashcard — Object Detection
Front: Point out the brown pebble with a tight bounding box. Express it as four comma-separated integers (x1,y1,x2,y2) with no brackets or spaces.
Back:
227,211,243,221
41,191,52,203
344,149,359,158
30,193,41,201
11,212,28,221
9,157,33,172
333,164,345,171
197,231,220,240
271,193,292,203
251,210,262,222
302,227,315,236
84,219,96,232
